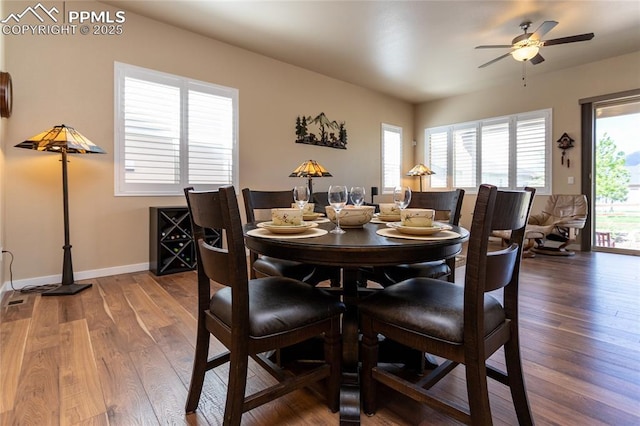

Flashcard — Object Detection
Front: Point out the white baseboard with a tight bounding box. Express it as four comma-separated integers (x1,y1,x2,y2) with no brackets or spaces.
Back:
0,262,149,294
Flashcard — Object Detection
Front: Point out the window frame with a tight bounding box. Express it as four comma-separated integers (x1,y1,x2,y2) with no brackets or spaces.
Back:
425,109,552,194
381,123,403,194
114,62,239,196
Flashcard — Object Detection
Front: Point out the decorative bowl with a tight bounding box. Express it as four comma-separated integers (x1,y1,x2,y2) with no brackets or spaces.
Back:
325,205,375,228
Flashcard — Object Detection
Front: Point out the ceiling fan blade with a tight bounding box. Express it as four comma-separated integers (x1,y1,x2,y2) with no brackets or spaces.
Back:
531,20,558,40
478,52,512,68
475,45,513,49
543,33,595,46
530,53,545,65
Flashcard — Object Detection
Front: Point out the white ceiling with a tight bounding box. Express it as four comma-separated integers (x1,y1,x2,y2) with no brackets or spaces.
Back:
102,0,640,103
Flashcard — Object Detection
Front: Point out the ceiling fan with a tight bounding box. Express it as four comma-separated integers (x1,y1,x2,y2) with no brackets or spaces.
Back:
476,20,595,68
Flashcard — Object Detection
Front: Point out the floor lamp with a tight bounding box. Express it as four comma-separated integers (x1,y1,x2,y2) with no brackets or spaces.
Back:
406,163,435,192
289,159,332,198
15,124,105,296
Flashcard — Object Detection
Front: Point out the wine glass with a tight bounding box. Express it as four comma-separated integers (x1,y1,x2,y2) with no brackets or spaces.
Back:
328,185,348,234
350,186,366,207
393,186,412,210
293,185,310,212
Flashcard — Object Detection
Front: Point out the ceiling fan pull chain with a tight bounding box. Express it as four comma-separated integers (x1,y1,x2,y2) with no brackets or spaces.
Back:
522,62,527,87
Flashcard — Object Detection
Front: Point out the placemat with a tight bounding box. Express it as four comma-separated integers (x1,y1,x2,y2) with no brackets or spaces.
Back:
312,218,330,224
246,228,328,239
376,228,460,241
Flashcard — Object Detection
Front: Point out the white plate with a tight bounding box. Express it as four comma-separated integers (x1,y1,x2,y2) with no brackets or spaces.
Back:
386,222,452,236
257,221,318,234
375,213,401,222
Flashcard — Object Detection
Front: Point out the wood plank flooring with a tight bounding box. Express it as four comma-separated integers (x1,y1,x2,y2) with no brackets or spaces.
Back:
1,252,639,425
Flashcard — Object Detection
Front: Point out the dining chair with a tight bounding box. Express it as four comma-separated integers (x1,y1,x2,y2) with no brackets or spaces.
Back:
359,184,535,425
361,189,465,287
184,186,345,426
242,188,339,286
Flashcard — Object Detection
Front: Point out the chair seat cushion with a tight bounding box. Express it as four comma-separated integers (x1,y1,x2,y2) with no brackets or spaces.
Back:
210,276,345,337
358,278,505,343
253,256,316,281
524,224,552,239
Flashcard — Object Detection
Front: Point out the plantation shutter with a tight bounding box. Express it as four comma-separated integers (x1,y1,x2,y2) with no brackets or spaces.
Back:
382,124,402,193
516,115,548,188
453,126,477,189
481,120,509,187
427,129,448,188
115,62,238,196
123,77,181,185
188,89,234,185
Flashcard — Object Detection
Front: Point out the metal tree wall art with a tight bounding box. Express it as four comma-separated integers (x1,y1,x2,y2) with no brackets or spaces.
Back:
295,112,347,149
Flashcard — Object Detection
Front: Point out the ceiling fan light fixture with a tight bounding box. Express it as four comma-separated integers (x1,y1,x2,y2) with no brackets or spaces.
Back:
512,45,540,62
477,20,593,69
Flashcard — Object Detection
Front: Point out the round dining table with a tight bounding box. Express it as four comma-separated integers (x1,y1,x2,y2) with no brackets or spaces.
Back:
244,219,469,424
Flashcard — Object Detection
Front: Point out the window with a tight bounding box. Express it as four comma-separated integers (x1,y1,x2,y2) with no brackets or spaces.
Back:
381,123,402,193
114,62,239,196
425,109,551,194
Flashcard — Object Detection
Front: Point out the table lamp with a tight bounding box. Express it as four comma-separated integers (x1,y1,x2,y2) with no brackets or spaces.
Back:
289,159,332,197
406,163,434,192
15,124,106,296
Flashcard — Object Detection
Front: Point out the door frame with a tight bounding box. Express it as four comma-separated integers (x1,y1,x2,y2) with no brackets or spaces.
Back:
580,88,640,252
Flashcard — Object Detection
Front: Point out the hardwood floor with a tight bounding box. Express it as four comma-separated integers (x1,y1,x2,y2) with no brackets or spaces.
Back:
1,252,639,425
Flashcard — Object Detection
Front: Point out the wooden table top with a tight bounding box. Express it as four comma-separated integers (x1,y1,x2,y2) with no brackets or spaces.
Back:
244,221,469,268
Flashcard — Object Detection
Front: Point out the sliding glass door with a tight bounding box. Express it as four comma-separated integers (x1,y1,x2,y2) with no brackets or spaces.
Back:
593,98,640,253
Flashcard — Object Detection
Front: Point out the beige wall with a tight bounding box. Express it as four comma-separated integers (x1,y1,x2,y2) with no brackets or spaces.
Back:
415,51,640,229
2,1,413,284
3,0,639,285
0,1,6,285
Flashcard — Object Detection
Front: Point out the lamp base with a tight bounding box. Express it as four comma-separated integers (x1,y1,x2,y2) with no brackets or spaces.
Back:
42,283,93,296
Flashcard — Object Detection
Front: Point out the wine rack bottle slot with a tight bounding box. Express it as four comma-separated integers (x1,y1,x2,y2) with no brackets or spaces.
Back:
150,206,222,276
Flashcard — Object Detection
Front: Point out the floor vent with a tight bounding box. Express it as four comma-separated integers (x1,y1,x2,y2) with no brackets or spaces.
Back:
4,294,26,307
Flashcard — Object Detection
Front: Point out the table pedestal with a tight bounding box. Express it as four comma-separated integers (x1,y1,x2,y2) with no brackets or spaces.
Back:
340,268,361,424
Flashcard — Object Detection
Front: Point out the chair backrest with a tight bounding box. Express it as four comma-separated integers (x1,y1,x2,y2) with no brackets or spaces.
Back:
185,186,250,323
407,189,465,225
464,185,535,319
242,188,295,222
312,191,329,213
